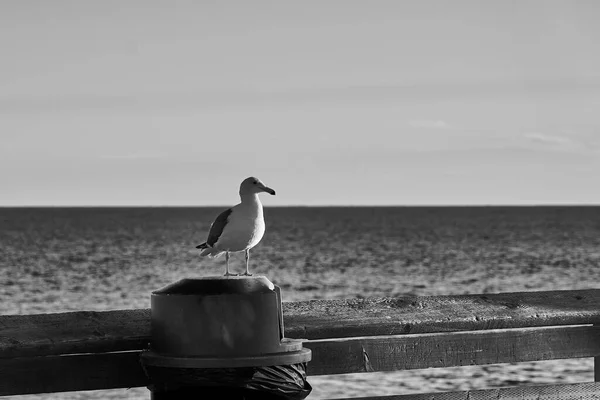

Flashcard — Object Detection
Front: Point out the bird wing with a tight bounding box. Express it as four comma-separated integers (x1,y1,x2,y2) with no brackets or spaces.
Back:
206,208,233,247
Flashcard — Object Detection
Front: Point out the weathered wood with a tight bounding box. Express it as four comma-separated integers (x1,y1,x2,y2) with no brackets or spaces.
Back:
328,382,600,400
1,325,598,396
595,323,600,382
0,351,148,396
304,325,600,375
284,289,600,339
0,309,151,358
1,290,599,359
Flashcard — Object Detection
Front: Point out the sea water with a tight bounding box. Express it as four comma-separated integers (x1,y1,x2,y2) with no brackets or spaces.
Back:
1,206,599,399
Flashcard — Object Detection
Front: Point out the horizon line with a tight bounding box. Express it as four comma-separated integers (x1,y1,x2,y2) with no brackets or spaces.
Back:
1,203,600,208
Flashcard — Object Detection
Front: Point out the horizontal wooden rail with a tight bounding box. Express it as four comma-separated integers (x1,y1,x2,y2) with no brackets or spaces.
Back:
0,351,145,396
1,289,599,359
330,382,600,400
306,325,600,375
1,325,599,396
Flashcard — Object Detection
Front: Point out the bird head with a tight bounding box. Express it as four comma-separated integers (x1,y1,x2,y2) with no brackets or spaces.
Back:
239,177,276,196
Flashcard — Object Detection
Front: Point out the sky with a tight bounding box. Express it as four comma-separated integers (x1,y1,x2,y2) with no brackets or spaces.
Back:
1,0,600,206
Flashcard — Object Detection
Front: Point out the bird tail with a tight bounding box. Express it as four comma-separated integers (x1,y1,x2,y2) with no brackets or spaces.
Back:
195,242,225,258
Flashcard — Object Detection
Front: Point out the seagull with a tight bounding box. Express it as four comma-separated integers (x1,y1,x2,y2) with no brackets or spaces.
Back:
196,177,276,276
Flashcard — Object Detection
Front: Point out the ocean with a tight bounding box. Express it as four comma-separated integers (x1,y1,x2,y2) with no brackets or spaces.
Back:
1,206,600,399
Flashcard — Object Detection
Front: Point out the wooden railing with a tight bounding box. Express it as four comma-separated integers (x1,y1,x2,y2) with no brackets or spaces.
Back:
1,289,600,399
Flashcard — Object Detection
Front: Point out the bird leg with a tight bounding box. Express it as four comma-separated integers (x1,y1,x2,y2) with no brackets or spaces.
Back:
242,249,252,276
224,252,237,276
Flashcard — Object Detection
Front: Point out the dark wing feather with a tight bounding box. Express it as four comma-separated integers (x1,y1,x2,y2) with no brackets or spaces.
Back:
205,208,233,247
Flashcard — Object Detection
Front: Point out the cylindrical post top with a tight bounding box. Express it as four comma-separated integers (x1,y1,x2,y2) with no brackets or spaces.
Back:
142,275,311,369
153,276,275,296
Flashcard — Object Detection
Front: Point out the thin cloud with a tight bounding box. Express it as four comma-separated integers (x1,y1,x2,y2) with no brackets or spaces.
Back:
521,131,600,154
408,120,449,129
524,132,573,146
100,151,168,160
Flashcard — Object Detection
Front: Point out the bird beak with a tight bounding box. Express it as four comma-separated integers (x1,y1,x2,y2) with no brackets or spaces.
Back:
261,185,276,195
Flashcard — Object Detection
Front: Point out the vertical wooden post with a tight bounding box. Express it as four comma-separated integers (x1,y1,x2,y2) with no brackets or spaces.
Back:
596,325,600,382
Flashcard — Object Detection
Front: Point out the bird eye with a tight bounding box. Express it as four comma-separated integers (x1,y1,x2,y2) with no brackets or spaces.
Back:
253,180,258,184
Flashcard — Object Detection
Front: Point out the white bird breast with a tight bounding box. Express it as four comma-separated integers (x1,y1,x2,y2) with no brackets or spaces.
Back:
216,210,266,253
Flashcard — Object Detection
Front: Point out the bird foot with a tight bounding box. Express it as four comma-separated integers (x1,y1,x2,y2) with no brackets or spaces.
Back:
241,272,253,276
224,272,239,277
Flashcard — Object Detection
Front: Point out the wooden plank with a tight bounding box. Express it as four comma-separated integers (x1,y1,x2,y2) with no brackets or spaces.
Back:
595,323,600,382
1,325,598,396
304,325,600,375
328,382,600,400
1,289,600,359
284,289,600,339
0,309,151,358
0,351,148,396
